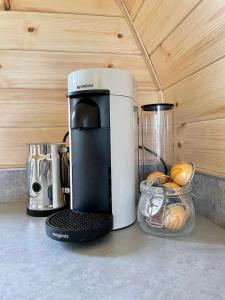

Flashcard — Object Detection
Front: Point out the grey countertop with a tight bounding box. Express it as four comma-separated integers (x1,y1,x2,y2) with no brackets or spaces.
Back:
0,202,225,300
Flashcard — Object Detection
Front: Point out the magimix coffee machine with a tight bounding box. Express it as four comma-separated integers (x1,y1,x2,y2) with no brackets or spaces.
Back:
45,68,138,242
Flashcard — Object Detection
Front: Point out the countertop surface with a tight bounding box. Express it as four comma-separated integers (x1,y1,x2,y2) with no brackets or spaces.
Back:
0,202,225,300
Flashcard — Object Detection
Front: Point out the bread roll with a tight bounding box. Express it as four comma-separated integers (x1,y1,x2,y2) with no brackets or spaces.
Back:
146,171,168,185
163,205,187,230
170,162,194,186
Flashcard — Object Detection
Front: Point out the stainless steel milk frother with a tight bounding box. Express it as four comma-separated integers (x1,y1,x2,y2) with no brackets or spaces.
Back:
26,143,69,216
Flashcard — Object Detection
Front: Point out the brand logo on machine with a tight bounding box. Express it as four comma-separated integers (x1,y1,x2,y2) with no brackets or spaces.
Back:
77,84,93,89
52,232,69,239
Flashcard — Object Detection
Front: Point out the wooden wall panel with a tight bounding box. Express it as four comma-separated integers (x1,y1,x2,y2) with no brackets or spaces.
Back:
0,127,67,168
0,1,158,168
9,0,122,16
151,0,225,89
0,50,156,91
137,90,162,107
123,0,225,177
0,88,160,168
0,89,160,128
158,0,225,177
0,0,5,10
0,89,68,128
163,49,225,178
164,57,225,124
134,0,201,54
175,119,225,176
123,0,144,20
0,12,139,54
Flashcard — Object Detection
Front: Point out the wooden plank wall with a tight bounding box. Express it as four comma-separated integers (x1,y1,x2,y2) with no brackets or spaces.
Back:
124,0,225,176
0,0,159,168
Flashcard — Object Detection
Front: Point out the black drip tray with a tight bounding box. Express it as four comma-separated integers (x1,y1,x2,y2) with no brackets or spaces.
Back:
45,209,113,243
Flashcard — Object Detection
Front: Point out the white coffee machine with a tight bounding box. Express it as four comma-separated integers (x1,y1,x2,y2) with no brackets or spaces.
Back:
46,68,138,242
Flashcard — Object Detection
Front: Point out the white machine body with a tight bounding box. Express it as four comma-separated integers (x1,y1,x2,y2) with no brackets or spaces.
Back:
68,68,138,229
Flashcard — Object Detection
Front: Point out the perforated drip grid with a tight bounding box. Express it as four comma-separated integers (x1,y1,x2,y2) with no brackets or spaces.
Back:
47,209,113,231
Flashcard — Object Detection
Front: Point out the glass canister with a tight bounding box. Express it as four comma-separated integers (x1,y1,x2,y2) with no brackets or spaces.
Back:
138,180,195,237
141,103,174,179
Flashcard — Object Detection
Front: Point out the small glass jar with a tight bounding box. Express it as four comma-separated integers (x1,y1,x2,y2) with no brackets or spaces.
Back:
138,181,195,237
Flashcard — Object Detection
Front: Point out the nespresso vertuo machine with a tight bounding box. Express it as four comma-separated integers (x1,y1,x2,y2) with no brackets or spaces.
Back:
46,68,138,242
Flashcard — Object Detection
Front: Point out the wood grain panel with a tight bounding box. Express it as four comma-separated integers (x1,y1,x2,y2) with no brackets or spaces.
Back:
0,0,5,10
0,50,157,91
123,0,144,20
175,118,225,176
9,0,122,16
0,87,156,168
134,0,201,54
0,89,158,128
136,90,161,107
0,11,139,54
0,127,67,167
0,89,68,128
164,57,225,124
151,0,225,89
0,1,159,169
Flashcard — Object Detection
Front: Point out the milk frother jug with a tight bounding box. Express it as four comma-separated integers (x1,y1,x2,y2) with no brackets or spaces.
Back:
27,143,69,216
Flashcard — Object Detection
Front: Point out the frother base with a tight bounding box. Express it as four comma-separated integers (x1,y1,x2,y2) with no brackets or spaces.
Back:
26,207,66,217
45,209,113,243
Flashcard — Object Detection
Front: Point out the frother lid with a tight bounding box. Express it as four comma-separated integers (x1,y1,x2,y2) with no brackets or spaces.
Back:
68,68,135,99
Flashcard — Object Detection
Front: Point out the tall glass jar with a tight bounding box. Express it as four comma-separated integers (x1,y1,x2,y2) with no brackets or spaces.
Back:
138,180,195,237
141,103,174,179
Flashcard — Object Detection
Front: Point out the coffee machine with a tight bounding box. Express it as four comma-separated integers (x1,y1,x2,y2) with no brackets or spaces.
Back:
46,68,138,242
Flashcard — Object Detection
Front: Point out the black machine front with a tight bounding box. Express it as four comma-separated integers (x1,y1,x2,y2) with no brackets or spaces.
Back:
69,90,111,213
45,90,113,243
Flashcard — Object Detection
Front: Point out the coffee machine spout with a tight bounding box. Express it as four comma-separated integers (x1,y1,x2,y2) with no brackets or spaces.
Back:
71,99,100,129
